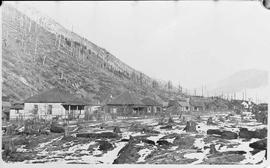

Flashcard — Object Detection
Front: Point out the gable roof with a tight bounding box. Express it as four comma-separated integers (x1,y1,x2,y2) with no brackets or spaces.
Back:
107,91,144,106
141,97,162,106
24,88,85,104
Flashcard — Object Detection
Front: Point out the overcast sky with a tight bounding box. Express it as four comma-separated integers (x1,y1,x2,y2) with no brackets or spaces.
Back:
10,1,270,90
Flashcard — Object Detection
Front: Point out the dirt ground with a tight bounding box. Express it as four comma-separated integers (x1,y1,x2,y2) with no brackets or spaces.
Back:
1,111,267,165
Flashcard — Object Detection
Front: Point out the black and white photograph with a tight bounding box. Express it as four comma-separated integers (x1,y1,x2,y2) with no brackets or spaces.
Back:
1,0,269,165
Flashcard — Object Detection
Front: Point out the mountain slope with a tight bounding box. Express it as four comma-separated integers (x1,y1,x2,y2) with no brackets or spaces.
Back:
2,4,179,103
205,69,268,102
211,69,268,93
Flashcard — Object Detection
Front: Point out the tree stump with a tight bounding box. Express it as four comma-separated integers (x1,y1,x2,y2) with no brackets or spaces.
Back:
183,121,197,132
209,144,218,154
207,117,217,125
113,126,121,133
168,117,174,123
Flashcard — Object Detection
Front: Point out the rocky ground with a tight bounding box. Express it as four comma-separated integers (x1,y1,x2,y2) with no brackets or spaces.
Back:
2,111,267,165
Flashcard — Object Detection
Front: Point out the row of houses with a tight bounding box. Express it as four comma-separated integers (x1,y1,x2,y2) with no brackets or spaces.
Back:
166,96,255,114
2,87,256,121
2,88,164,121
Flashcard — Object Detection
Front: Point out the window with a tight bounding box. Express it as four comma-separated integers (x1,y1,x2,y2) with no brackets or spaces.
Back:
33,104,38,114
47,105,52,115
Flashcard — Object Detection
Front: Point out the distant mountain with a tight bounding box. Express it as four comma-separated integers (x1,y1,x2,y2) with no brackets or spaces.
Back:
2,4,179,103
207,69,268,101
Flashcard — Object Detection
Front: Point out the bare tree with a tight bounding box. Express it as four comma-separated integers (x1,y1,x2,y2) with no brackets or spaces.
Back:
34,38,38,61
28,20,32,32
42,55,47,65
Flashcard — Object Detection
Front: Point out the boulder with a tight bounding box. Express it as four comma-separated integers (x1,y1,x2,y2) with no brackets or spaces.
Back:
183,121,197,132
98,140,114,151
113,126,121,133
50,124,65,133
249,139,267,150
221,131,238,139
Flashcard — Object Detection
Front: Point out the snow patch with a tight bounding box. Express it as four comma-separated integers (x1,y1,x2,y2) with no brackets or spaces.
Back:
137,148,153,163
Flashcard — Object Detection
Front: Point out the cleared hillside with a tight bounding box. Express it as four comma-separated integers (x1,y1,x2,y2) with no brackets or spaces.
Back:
2,4,181,103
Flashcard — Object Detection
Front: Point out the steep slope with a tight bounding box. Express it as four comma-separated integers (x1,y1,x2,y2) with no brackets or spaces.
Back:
2,4,180,103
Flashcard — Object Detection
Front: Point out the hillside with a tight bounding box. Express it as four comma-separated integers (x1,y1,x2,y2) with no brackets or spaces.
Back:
2,4,181,103
214,69,268,93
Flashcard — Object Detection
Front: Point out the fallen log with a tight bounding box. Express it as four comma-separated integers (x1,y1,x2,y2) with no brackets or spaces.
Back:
76,132,119,139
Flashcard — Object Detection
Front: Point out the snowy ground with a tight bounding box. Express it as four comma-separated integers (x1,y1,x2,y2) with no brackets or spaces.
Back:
3,111,267,165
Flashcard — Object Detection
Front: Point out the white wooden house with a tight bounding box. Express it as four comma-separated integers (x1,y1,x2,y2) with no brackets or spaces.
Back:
24,88,86,120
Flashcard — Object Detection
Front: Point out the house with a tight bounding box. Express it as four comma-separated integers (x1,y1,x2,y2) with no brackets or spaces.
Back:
106,91,145,116
168,99,190,113
9,101,24,120
24,88,86,120
141,97,163,115
189,97,205,111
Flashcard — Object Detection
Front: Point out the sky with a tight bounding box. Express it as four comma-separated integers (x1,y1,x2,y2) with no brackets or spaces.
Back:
8,1,270,93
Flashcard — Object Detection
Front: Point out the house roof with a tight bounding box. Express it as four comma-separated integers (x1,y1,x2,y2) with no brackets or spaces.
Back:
189,97,206,107
107,91,145,106
178,101,190,107
24,88,86,105
141,97,162,106
100,94,113,106
190,100,205,107
11,103,24,110
168,99,189,107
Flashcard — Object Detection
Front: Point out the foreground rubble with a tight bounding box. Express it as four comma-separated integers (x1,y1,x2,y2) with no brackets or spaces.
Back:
2,111,267,165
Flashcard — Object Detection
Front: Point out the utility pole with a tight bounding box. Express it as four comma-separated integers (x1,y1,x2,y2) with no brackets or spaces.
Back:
201,85,204,97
